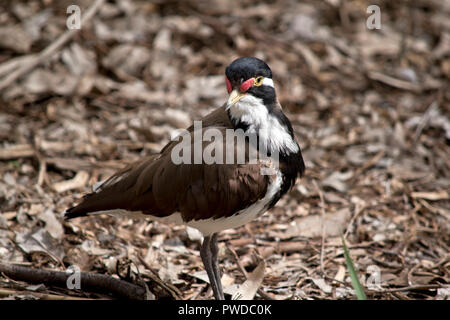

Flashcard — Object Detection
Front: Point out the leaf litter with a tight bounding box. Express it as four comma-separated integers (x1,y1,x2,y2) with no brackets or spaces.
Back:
0,0,449,300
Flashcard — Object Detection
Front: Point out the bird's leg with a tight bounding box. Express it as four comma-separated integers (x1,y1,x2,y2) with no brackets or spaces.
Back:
209,233,224,300
200,234,224,300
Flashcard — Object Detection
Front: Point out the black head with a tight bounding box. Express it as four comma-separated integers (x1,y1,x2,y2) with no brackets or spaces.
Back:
225,57,276,105
225,57,272,81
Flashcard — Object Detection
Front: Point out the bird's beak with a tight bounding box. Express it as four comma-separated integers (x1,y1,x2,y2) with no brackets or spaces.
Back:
228,89,246,105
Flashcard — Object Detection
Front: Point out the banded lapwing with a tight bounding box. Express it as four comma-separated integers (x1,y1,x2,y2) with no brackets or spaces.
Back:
65,57,305,300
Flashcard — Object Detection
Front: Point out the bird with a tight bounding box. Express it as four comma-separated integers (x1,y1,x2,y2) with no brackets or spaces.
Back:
64,57,305,300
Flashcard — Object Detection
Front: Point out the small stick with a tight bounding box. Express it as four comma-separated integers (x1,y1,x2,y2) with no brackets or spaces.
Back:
343,204,365,240
0,262,146,300
0,287,101,300
369,284,444,293
313,180,327,277
226,244,248,278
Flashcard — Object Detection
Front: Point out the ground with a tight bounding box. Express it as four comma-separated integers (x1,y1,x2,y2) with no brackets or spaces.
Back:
0,0,449,300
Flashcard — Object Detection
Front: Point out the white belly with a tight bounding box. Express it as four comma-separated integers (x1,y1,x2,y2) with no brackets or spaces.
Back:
186,169,282,235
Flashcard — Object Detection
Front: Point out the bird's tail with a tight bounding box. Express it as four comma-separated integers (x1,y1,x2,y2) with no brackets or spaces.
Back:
63,206,88,220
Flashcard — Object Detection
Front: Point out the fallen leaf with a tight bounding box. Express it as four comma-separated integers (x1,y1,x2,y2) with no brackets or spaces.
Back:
310,278,332,294
285,207,351,238
229,260,265,300
38,208,64,240
16,229,64,261
322,171,353,192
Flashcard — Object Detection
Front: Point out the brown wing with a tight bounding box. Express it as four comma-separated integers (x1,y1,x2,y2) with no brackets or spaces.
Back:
65,106,270,222
151,128,270,221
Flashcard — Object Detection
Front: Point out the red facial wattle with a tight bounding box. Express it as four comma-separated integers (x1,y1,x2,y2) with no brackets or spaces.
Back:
225,77,232,93
240,78,254,92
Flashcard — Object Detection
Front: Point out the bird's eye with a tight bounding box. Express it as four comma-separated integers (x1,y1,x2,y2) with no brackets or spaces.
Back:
254,76,264,86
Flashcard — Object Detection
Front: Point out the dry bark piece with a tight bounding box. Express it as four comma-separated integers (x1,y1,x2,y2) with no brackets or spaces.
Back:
52,171,90,193
411,191,449,201
0,263,147,300
0,144,35,160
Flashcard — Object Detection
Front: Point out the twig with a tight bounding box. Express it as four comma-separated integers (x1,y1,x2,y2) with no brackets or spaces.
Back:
367,71,422,92
34,137,47,187
226,244,248,278
0,287,99,300
313,180,327,277
46,157,128,172
370,284,445,293
407,264,420,286
0,0,105,92
0,144,35,160
0,55,36,78
343,204,365,240
0,262,146,300
228,238,253,247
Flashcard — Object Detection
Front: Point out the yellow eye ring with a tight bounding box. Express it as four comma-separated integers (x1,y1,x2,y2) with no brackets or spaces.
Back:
254,76,264,86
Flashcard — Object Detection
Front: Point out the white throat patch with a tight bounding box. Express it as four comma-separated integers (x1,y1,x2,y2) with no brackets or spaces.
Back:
226,93,299,155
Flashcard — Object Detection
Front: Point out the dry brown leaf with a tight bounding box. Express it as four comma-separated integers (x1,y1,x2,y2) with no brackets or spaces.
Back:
38,208,64,240
230,260,266,300
285,207,351,238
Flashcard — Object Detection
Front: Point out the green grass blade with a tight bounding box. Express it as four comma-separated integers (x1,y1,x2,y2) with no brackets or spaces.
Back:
341,235,367,300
